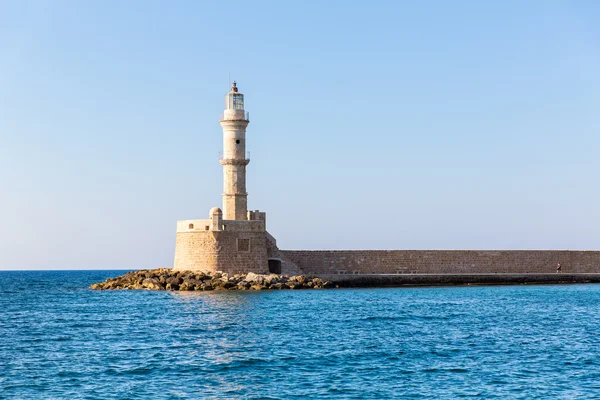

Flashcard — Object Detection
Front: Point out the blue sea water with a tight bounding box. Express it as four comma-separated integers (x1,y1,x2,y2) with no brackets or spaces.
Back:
1,271,600,399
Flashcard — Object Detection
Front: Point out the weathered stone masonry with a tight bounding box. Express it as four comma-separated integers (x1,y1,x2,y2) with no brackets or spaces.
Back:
173,82,600,277
281,250,600,275
173,82,276,275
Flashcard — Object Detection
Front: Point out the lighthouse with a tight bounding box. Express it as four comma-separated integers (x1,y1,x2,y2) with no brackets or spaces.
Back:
173,81,280,275
219,81,250,221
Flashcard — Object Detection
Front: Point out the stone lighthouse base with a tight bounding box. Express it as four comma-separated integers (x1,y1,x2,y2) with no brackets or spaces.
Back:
172,213,298,275
173,230,267,275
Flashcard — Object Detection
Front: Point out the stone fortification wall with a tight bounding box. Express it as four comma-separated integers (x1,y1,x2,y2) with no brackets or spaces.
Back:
265,232,301,276
280,250,600,276
173,230,269,275
173,231,218,271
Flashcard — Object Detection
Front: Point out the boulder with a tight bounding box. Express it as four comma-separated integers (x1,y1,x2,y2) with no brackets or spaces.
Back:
142,278,163,290
106,281,119,289
264,275,280,285
270,283,286,289
222,281,236,289
286,281,302,289
245,272,266,283
186,279,202,288
238,281,251,290
90,269,334,292
167,277,182,286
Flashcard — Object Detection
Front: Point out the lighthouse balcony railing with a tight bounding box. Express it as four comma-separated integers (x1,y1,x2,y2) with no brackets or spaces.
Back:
218,151,251,161
220,111,250,121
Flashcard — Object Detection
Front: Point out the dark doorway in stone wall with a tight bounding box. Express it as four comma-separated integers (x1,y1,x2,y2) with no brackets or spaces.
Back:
268,259,282,274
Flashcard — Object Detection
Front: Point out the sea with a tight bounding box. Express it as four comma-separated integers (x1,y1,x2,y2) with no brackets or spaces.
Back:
1,270,600,399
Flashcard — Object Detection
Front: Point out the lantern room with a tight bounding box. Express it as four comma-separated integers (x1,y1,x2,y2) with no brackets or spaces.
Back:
225,81,244,110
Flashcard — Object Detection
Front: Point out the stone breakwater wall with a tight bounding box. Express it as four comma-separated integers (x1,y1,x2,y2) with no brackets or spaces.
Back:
90,269,332,291
281,250,600,276
325,273,600,287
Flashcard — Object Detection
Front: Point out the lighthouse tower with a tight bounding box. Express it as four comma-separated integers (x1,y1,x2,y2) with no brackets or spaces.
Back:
172,81,288,275
220,81,250,221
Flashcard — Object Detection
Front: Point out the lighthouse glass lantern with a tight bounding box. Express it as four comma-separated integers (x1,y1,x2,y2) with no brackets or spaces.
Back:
226,81,244,110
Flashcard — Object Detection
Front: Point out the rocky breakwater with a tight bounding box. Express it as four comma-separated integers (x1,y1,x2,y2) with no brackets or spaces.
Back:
90,269,333,291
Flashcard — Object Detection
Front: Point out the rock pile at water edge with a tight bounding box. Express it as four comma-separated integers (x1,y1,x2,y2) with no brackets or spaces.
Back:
90,269,333,291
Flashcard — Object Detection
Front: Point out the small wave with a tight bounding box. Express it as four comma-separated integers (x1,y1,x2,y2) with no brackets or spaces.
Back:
447,368,469,373
105,366,154,376
124,367,154,375
52,336,73,342
362,316,403,321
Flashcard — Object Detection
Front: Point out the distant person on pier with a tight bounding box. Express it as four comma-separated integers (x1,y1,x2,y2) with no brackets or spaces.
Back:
556,262,562,273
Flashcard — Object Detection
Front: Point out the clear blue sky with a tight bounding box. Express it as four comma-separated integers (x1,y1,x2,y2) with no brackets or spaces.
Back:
1,0,599,269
